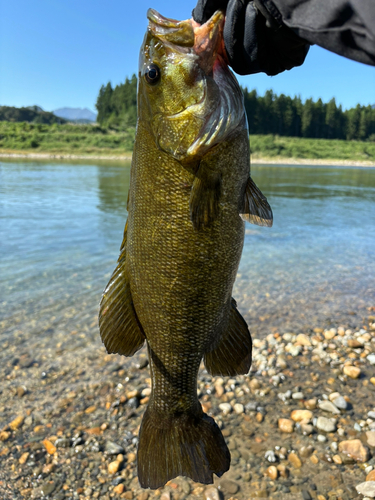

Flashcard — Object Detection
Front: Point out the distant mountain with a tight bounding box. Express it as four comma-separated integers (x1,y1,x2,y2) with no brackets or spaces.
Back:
0,105,66,124
53,107,97,122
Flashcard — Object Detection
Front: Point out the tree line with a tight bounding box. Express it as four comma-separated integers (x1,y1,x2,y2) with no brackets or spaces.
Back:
96,75,375,141
0,106,66,125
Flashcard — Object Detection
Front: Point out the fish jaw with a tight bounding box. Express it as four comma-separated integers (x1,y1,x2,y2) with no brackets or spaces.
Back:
137,9,245,161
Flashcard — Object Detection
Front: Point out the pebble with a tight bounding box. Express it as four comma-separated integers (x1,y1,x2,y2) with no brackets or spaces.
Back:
299,445,314,458
366,431,375,447
265,450,277,463
249,379,261,391
114,484,125,494
292,391,304,400
296,334,311,346
19,452,29,464
218,479,239,495
318,400,340,414
367,470,375,481
42,439,57,455
288,452,302,468
304,398,317,410
277,464,289,478
332,454,342,464
278,418,294,433
0,431,10,441
343,365,361,378
367,355,375,365
41,481,57,496
108,460,121,474
356,481,375,498
105,440,125,455
204,486,220,500
234,403,244,414
315,416,336,433
219,403,232,415
266,465,278,480
338,439,371,462
9,415,24,430
324,329,336,340
331,395,348,410
291,410,313,422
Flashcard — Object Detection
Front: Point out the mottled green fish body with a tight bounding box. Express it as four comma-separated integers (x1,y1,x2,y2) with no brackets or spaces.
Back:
99,8,272,490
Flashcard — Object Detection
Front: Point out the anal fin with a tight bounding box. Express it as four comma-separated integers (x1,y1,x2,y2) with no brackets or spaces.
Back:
204,298,252,376
99,221,145,356
241,176,273,227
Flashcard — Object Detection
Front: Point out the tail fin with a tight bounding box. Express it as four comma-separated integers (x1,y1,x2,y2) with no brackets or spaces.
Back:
137,407,230,489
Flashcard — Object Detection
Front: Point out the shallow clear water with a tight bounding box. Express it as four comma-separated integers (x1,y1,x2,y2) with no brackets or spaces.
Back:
1,159,374,352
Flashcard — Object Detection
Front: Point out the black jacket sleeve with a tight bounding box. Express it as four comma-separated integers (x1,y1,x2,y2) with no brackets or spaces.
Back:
263,0,375,67
193,0,375,75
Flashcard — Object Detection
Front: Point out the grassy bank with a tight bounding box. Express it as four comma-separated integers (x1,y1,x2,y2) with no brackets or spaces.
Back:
0,122,135,156
1,122,375,163
250,134,375,162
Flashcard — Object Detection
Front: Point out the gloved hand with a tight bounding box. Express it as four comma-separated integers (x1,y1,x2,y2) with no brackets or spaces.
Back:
192,0,310,76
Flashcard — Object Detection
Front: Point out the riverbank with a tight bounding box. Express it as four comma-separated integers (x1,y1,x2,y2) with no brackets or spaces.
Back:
1,311,375,500
1,122,374,164
1,151,375,167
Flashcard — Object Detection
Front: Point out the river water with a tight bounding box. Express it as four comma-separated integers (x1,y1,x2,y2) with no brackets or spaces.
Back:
1,159,374,358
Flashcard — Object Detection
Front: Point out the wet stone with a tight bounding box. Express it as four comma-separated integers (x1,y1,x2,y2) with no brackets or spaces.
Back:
105,440,125,455
127,397,139,409
219,479,239,495
55,437,71,448
331,396,348,410
338,439,371,462
41,480,57,496
356,481,375,498
204,486,220,500
315,416,336,433
318,401,340,414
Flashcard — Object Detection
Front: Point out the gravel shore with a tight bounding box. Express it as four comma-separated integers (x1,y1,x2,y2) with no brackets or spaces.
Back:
1,311,375,500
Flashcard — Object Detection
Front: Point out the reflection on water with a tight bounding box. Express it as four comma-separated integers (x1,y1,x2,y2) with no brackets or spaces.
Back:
0,159,374,358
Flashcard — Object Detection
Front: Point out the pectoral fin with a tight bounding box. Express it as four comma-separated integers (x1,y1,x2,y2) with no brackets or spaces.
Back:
204,298,252,376
189,155,222,230
99,221,145,356
241,177,273,227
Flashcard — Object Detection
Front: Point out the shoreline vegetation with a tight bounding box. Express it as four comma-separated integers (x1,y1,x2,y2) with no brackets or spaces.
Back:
0,122,375,165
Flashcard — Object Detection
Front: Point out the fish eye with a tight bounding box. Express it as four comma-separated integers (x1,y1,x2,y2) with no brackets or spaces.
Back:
145,64,161,85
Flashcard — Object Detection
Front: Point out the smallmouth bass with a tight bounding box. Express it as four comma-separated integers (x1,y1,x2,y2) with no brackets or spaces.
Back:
99,9,272,489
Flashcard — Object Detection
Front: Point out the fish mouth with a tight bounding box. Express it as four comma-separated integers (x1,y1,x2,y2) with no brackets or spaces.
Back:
147,8,225,70
145,9,244,159
147,9,195,49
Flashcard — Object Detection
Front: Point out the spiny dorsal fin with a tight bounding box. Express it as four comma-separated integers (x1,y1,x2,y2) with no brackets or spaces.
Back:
204,298,252,376
99,221,145,356
241,177,273,227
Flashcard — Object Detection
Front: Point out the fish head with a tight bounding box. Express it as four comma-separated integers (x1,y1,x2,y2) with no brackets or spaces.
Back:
138,9,246,161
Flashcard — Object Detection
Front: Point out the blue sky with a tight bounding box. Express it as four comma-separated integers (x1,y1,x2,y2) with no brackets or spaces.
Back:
1,0,374,113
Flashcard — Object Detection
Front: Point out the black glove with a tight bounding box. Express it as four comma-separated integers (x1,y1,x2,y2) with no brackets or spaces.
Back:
192,0,310,76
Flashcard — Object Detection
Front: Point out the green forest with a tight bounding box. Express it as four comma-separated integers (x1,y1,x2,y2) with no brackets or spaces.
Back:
0,105,66,125
96,74,375,142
